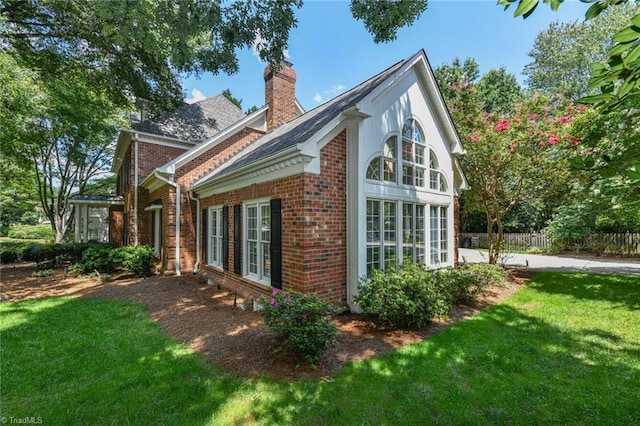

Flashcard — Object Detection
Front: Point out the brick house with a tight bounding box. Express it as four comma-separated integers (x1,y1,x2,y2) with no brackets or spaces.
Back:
109,50,467,311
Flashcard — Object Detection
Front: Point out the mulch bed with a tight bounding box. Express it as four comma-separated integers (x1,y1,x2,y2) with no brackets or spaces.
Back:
0,262,531,381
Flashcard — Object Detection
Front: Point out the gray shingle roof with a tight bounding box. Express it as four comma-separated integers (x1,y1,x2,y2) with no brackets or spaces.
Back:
132,95,245,143
209,52,416,180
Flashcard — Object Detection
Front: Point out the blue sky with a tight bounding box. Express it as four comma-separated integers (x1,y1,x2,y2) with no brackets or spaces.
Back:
182,0,588,111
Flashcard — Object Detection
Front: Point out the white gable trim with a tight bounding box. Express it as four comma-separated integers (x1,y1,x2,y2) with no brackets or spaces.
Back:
158,106,268,175
111,129,194,173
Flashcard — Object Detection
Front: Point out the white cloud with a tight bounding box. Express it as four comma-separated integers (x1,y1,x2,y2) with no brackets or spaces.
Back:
313,84,346,104
185,88,206,104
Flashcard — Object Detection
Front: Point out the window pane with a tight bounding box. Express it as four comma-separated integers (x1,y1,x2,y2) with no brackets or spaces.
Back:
430,170,439,190
430,149,438,169
367,246,380,274
402,120,412,139
415,168,425,187
383,160,396,182
247,206,258,241
366,158,381,180
248,241,258,274
430,206,439,265
263,243,271,278
384,201,396,242
415,145,425,165
413,124,423,143
402,140,413,161
402,203,413,244
261,205,270,242
384,246,397,270
367,200,380,242
403,165,413,185
440,207,448,263
384,137,397,158
415,205,425,244
439,172,447,192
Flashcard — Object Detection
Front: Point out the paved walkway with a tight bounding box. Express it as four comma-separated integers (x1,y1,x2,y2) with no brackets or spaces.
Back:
459,248,640,275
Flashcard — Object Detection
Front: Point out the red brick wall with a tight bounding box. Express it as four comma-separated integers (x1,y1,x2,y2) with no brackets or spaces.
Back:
173,127,264,273
198,130,348,305
138,142,187,180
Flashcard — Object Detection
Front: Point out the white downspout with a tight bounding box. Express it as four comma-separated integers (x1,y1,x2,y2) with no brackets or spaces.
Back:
189,190,201,273
133,133,139,246
153,171,181,276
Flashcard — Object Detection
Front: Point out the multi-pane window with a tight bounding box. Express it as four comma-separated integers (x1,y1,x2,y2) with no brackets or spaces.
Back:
429,149,448,192
430,206,448,265
366,136,397,183
245,201,271,283
367,199,427,274
208,207,223,267
402,203,425,265
402,119,426,187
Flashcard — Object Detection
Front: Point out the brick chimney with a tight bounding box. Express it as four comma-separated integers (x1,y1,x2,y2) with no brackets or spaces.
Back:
264,60,297,131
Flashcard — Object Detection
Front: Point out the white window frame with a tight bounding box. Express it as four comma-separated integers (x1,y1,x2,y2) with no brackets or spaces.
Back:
366,199,427,274
208,206,223,268
244,199,271,285
430,205,448,266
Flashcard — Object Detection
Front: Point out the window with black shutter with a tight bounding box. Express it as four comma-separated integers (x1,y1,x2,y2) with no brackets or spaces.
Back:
233,204,241,275
222,206,229,270
270,199,282,289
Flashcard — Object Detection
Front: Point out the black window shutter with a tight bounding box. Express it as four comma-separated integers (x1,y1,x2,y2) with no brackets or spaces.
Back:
270,199,282,289
222,206,229,270
202,209,208,265
233,204,242,275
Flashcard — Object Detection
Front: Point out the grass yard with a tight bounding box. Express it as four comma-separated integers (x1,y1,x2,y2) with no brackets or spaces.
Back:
1,272,639,424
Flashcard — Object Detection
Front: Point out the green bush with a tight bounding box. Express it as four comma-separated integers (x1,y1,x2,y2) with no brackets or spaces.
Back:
81,243,121,273
7,224,53,240
356,262,451,328
436,263,507,306
31,269,54,277
261,288,339,366
0,243,22,264
120,245,156,277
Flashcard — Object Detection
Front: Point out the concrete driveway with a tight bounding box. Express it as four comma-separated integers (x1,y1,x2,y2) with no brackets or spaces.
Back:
459,248,640,275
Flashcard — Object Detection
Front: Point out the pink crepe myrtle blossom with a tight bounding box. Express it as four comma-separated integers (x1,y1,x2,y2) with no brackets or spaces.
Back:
547,134,560,145
494,119,510,133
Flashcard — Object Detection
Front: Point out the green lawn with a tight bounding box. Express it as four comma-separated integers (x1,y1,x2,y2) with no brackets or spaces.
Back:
1,272,639,424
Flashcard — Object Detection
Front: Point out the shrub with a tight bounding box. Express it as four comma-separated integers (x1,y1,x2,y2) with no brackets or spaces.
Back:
0,243,21,264
356,262,451,328
31,269,54,277
81,243,121,273
22,243,54,263
7,224,53,240
120,245,156,277
260,289,339,366
436,263,506,306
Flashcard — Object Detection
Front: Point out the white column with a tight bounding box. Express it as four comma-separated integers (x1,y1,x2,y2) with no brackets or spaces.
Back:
74,205,81,242
83,205,90,243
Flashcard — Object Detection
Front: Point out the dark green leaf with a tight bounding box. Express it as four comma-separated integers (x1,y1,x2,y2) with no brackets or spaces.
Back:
624,43,640,65
578,93,615,104
585,1,606,20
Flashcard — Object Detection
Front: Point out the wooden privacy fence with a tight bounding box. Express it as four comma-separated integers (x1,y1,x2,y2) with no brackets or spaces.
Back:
460,232,640,255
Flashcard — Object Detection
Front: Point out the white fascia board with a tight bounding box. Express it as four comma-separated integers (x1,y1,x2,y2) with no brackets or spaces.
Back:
159,106,268,174
453,157,469,194
111,130,132,173
193,145,310,197
295,99,305,115
140,169,173,192
69,198,124,207
135,131,195,149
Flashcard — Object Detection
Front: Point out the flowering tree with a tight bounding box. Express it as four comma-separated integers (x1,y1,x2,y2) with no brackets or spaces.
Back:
451,83,585,263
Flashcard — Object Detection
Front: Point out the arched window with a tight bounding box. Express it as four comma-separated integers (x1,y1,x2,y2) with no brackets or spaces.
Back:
401,119,426,187
429,149,448,192
366,136,397,183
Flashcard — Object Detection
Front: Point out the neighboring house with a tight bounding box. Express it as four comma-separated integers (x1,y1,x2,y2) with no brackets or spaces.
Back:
109,50,467,311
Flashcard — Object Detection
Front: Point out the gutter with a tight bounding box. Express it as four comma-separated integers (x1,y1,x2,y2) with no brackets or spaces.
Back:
133,133,139,246
188,190,201,273
153,171,181,276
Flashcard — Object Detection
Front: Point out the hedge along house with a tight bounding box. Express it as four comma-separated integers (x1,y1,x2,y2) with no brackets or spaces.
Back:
110,50,467,311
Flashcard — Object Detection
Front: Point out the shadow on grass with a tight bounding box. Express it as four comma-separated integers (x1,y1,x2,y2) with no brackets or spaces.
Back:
2,272,639,425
